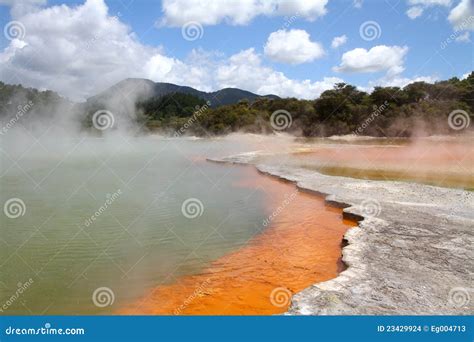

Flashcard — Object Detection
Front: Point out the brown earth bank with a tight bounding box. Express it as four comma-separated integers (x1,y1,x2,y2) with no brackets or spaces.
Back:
118,166,356,315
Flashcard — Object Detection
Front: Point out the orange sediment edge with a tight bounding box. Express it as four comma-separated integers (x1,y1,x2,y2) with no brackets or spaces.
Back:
117,166,357,315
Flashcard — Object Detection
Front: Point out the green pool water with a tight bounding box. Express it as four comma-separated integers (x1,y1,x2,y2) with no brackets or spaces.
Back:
0,135,268,314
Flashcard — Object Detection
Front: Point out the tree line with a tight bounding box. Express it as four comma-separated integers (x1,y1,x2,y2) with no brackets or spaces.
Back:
137,73,473,137
1,72,472,137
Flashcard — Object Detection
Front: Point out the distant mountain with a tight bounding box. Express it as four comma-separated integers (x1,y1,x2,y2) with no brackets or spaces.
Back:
86,78,279,107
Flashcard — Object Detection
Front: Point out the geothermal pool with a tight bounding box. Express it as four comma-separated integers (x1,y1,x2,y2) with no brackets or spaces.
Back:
1,135,355,315
0,136,266,314
259,136,474,190
1,134,471,315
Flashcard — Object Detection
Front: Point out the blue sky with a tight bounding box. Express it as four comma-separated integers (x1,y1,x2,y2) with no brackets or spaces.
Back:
0,0,472,100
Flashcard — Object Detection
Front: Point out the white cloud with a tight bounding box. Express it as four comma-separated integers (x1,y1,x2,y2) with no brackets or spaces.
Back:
406,6,424,19
0,0,45,17
216,48,342,99
405,0,473,31
377,75,438,88
0,0,163,100
159,0,328,26
0,0,339,100
360,74,439,93
144,53,213,92
331,35,347,48
408,0,451,5
406,0,452,19
333,45,409,76
0,38,27,63
448,0,474,31
264,29,324,64
455,31,471,42
461,72,470,79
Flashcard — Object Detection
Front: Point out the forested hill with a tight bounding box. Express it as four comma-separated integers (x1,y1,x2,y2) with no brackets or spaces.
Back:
134,73,474,137
0,73,472,137
86,78,279,107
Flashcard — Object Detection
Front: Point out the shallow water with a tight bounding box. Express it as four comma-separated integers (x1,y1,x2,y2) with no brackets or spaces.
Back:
259,137,474,190
0,136,275,314
119,167,355,315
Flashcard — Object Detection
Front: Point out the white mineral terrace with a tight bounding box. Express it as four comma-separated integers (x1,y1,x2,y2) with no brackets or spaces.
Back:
209,151,474,315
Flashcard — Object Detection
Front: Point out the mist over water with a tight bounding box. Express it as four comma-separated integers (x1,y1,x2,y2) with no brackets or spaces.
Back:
0,92,305,313
0,90,286,313
1,130,276,314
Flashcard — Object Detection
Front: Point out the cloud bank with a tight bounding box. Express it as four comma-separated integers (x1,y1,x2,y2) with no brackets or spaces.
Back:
159,0,328,26
0,0,339,100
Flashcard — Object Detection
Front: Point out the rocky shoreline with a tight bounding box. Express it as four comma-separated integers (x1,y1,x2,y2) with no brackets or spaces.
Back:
209,152,474,315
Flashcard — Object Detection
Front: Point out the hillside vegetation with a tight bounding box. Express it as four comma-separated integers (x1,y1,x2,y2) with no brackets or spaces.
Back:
1,73,472,137
136,73,473,137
